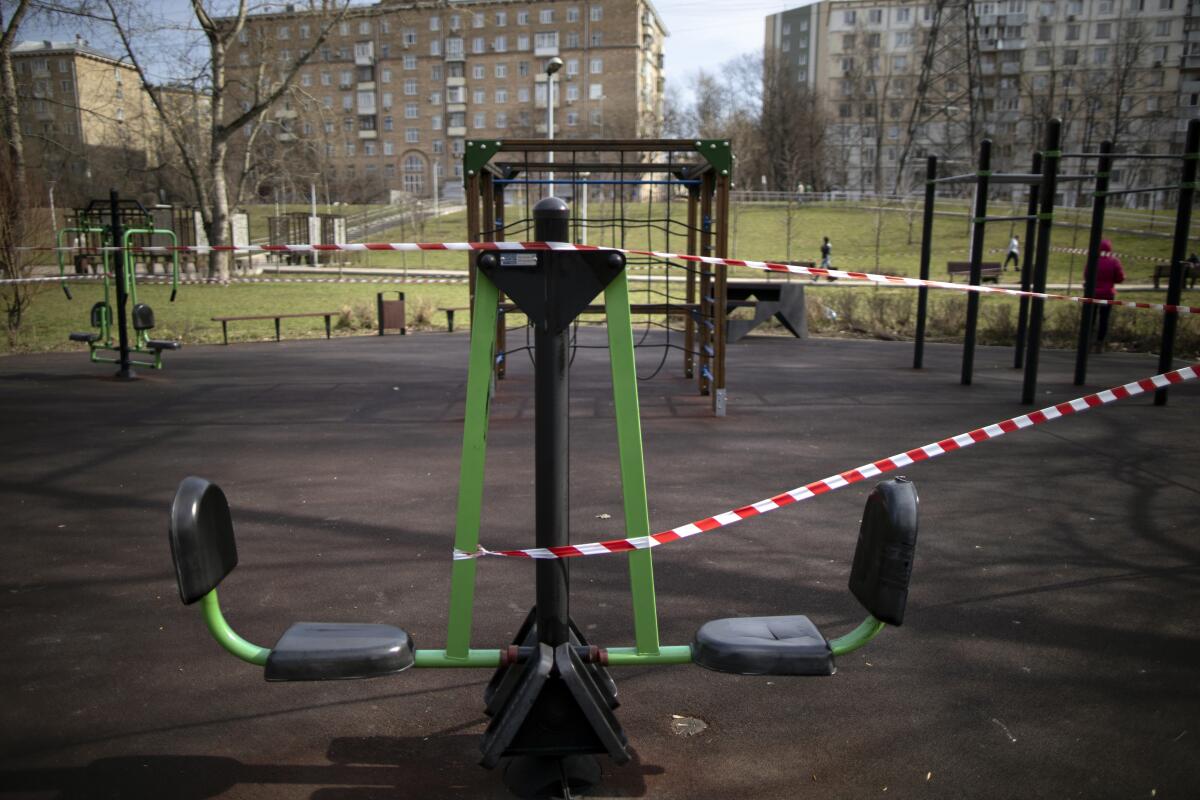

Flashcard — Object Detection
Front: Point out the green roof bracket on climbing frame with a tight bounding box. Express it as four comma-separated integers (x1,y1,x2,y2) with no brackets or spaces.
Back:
695,140,733,177
463,140,505,177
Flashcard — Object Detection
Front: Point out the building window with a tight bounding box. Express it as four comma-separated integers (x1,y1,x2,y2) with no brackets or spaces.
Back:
519,61,530,77
431,64,442,80
473,37,485,54
535,32,558,50
496,11,507,26
473,12,484,28
589,83,603,99
495,88,508,103
590,32,602,46
405,102,418,118
406,128,419,143
473,64,485,79
380,68,391,83
518,35,530,51
1093,47,1109,64
590,6,602,21
383,115,393,131
429,90,442,104
473,88,486,103
1156,20,1171,36
540,9,554,23
345,142,355,157
403,78,417,95
566,58,579,76
430,16,440,31
404,55,417,70
518,87,531,102
384,140,394,155
518,10,529,24
897,7,911,22
566,84,579,101
566,110,578,126
868,9,882,24
495,63,508,78
472,112,485,128
430,40,441,56
364,141,376,156
590,58,603,74
844,10,856,24
844,34,856,50
567,31,580,48
1096,22,1111,39
432,115,442,129
278,25,289,40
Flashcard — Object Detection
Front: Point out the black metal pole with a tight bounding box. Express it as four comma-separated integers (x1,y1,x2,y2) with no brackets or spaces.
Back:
1155,118,1200,406
1014,152,1041,369
1022,119,1062,405
914,155,936,369
1073,141,1112,385
110,189,135,381
961,140,991,385
533,197,570,647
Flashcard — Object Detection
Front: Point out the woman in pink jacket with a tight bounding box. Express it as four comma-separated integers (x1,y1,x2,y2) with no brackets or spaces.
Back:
1087,239,1125,352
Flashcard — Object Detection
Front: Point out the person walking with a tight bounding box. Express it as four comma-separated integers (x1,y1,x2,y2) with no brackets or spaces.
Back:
1086,239,1125,353
1004,234,1020,270
817,236,836,282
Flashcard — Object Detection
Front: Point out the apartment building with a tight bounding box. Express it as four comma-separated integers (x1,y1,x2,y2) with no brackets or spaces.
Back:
227,0,668,201
12,38,165,202
767,0,1200,201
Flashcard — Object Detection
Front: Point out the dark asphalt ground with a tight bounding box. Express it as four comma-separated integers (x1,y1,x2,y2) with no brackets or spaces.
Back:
1,328,1198,800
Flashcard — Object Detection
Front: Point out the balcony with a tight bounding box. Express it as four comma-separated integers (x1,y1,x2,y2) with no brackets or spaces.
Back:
1001,62,1021,75
274,107,298,118
278,132,297,142
447,102,466,113
444,51,465,62
358,129,377,139
358,81,376,91
446,76,466,87
448,125,467,136
354,42,375,66
534,44,559,57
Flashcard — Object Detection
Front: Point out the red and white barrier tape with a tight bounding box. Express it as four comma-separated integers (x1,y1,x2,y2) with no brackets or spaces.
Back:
7,241,1199,315
454,364,1199,560
0,273,466,286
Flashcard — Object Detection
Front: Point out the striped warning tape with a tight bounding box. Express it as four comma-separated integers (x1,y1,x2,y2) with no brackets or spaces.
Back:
0,273,467,286
454,364,1199,560
7,241,1199,315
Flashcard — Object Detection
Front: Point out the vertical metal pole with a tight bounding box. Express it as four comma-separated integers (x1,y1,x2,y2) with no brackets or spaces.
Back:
698,173,714,395
1073,140,1112,385
1014,152,1041,369
1022,119,1062,405
445,274,500,659
533,199,570,647
713,168,730,416
605,271,660,655
913,155,936,369
684,187,698,379
110,189,135,381
1156,118,1200,405
961,140,991,385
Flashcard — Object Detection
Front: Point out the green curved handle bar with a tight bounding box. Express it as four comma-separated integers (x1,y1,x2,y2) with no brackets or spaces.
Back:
199,588,887,670
200,590,270,666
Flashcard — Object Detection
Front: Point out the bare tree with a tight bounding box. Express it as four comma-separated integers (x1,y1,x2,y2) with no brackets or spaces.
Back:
1,0,34,208
105,0,349,280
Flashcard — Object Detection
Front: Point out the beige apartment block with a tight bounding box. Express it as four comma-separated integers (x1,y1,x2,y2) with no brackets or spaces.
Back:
226,0,668,201
12,39,166,203
768,0,1199,201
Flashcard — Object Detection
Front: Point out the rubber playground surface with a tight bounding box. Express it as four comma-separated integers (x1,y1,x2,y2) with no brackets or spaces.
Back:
1,330,1198,799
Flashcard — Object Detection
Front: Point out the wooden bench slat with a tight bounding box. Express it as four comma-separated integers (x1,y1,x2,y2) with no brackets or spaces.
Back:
212,311,338,344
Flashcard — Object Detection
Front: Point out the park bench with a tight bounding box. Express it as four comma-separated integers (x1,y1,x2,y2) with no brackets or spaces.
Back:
946,261,1002,283
1153,262,1199,290
212,312,338,345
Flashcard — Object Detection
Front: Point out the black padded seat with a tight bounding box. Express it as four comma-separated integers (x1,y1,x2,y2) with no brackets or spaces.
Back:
146,339,181,351
69,332,100,343
692,615,833,676
264,622,415,682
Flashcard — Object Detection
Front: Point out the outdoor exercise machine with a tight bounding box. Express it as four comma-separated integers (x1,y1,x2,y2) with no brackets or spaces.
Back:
462,138,733,415
911,117,1200,407
60,191,182,377
166,198,920,799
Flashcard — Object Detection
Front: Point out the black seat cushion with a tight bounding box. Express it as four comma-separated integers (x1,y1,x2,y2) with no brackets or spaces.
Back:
69,332,100,343
145,339,181,351
692,615,833,676
265,622,415,682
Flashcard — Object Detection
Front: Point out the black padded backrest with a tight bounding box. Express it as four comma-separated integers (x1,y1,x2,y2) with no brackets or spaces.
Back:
132,303,155,331
90,302,109,328
848,478,919,626
169,477,238,605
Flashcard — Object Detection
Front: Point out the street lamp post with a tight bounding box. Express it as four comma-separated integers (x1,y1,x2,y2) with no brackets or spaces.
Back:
545,56,563,198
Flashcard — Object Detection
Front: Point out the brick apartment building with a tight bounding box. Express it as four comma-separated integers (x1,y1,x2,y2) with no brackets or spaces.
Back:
226,0,668,201
11,38,167,204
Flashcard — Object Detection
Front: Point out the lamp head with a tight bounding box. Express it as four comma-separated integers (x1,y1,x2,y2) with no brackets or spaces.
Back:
546,56,564,75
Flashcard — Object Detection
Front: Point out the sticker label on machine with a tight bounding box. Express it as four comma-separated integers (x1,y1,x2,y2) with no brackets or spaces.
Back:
499,253,539,268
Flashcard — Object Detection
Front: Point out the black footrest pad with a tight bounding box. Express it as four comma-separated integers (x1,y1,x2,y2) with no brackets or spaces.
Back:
145,339,181,351
69,332,100,343
265,622,414,681
693,615,833,676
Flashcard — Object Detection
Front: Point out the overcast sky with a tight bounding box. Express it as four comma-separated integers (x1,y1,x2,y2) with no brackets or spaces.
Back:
21,0,796,93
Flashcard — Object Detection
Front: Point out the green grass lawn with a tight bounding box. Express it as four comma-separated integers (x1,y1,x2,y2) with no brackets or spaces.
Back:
7,196,1195,355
